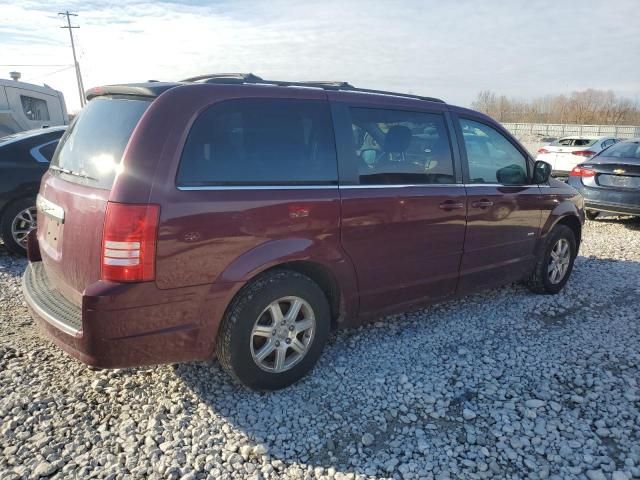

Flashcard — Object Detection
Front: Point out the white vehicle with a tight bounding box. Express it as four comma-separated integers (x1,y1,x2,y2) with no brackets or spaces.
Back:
0,75,69,138
536,136,619,178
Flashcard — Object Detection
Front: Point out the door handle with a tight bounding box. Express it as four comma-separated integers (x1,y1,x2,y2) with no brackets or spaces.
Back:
471,200,494,209
439,200,465,210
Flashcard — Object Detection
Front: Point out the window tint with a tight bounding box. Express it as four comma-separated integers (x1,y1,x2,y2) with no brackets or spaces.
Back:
177,99,337,186
52,97,150,189
598,141,640,161
460,118,528,185
21,95,50,121
349,108,454,185
552,138,597,147
601,139,615,149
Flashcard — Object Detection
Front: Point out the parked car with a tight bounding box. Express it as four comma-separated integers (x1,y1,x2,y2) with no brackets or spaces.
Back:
0,126,66,254
23,74,584,390
536,136,619,179
568,138,640,220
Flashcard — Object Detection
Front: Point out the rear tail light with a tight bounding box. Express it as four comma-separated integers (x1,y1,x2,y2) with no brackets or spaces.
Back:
101,202,160,282
537,148,550,154
569,166,596,177
572,150,596,157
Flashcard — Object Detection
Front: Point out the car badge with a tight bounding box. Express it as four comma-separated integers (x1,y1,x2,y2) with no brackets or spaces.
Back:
613,168,626,174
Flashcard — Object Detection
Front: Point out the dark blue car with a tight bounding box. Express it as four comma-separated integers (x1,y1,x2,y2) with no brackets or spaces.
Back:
568,138,640,220
0,126,66,254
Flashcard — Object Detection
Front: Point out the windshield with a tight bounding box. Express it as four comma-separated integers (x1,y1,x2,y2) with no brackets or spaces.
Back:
597,140,640,162
51,97,150,189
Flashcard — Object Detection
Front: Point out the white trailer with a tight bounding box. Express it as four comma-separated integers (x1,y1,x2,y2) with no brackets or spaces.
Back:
0,76,69,137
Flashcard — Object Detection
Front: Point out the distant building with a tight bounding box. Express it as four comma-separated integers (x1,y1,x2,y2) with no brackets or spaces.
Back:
0,72,69,137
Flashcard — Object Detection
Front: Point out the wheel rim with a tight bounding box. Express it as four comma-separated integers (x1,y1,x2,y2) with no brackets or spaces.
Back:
548,238,571,284
11,206,37,249
250,296,316,373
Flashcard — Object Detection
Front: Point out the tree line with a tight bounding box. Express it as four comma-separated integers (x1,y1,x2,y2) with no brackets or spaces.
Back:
471,89,640,125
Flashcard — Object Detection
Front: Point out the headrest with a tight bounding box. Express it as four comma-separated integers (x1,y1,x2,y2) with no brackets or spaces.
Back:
383,125,412,153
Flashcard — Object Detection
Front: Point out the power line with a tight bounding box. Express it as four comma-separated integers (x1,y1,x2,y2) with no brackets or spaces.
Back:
58,11,86,108
21,65,76,84
0,64,71,67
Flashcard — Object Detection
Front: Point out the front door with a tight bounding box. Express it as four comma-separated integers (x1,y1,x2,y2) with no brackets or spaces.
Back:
332,101,467,314
455,116,543,293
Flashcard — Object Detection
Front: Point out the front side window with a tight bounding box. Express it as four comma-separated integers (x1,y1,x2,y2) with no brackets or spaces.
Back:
177,99,337,186
21,95,50,121
460,118,528,185
349,108,454,185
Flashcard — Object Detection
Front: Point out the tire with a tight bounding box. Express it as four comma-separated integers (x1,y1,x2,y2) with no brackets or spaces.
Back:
1,198,37,256
585,210,599,221
527,224,577,294
216,270,330,390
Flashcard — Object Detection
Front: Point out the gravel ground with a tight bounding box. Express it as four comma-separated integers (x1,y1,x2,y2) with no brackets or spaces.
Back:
1,217,639,480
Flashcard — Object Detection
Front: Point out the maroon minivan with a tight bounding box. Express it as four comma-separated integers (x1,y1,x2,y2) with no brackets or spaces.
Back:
23,74,584,389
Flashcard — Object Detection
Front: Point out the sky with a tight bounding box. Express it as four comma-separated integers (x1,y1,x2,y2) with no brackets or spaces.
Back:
2,0,639,113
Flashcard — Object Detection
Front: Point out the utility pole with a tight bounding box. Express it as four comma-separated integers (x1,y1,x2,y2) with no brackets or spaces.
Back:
58,11,86,108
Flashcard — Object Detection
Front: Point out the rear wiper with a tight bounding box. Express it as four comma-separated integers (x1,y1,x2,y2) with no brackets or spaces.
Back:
49,165,98,181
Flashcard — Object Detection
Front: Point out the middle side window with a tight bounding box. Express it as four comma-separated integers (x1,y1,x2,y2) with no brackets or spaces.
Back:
349,108,455,185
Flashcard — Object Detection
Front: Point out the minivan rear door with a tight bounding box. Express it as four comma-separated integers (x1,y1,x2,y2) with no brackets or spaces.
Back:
37,97,151,304
330,96,466,314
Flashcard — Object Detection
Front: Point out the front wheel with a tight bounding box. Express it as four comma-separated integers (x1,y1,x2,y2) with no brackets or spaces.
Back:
527,225,577,294
216,270,330,390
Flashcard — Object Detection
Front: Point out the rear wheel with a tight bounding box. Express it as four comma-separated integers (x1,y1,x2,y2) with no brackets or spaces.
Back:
527,225,577,294
585,210,599,221
1,198,37,256
216,270,330,390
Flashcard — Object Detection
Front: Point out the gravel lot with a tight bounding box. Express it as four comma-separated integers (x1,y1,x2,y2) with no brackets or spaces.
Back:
1,217,639,480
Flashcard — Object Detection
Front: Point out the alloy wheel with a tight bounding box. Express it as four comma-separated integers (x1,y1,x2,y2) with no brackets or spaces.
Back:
11,206,37,249
250,296,316,373
548,238,570,284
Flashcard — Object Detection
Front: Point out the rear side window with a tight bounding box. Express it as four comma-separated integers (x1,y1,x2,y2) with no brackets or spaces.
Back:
21,95,50,121
51,97,150,189
553,138,597,147
177,99,337,186
349,108,454,185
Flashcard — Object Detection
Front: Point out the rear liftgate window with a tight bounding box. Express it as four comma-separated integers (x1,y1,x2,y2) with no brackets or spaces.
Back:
177,99,338,186
51,97,150,189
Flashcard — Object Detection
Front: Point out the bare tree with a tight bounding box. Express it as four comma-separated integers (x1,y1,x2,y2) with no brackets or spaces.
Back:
471,89,640,125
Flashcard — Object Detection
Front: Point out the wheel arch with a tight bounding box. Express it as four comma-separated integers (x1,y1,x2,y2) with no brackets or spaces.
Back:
214,238,359,329
555,214,582,249
539,199,583,253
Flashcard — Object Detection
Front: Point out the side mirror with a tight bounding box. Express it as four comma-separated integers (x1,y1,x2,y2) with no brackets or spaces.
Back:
533,160,552,184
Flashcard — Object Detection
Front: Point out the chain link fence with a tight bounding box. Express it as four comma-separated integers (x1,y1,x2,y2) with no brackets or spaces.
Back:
501,123,640,155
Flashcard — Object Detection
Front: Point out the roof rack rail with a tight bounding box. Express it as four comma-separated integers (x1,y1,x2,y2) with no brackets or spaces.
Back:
179,73,444,103
180,73,265,83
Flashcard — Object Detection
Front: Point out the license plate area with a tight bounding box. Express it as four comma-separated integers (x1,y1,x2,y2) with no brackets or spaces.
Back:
36,195,65,250
597,175,640,189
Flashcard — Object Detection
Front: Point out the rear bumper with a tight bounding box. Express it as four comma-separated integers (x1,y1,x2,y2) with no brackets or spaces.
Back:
23,261,238,368
567,178,640,216
584,200,640,216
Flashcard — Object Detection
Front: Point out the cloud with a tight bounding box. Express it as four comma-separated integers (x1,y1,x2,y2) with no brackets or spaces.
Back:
2,0,639,113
